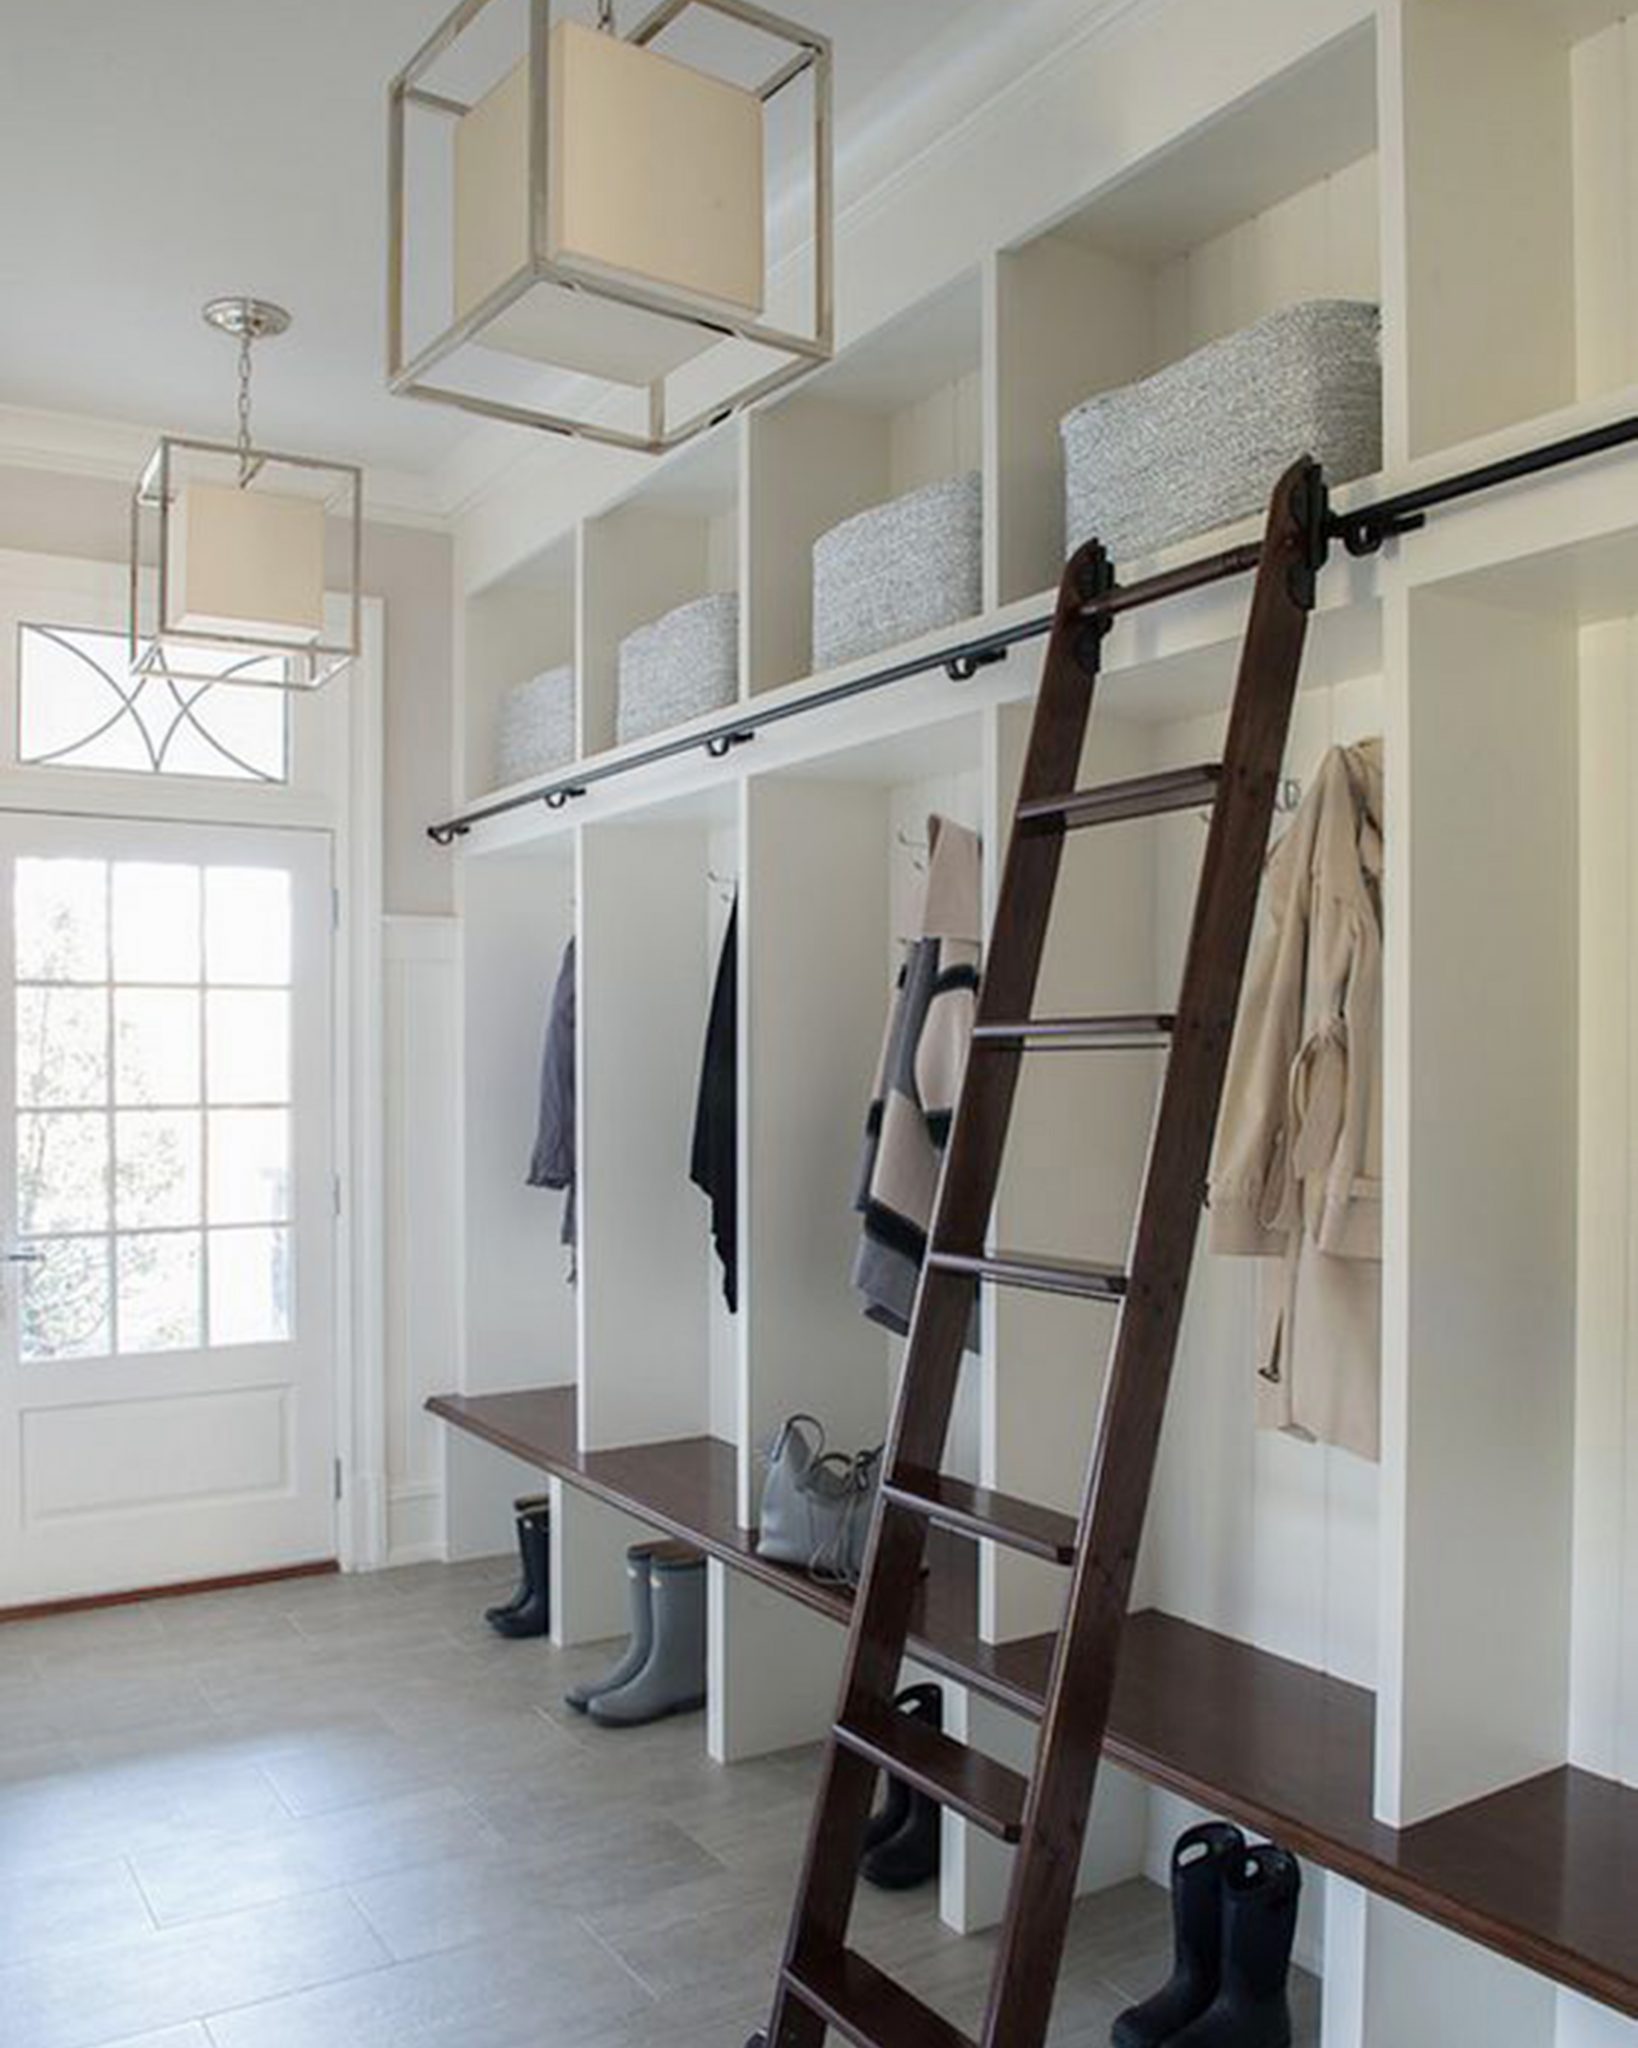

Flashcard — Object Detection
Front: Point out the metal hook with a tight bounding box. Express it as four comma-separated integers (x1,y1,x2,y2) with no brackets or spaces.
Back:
704,730,755,761
542,785,587,811
1196,776,1302,827
896,826,930,874
706,866,737,905
944,647,1006,683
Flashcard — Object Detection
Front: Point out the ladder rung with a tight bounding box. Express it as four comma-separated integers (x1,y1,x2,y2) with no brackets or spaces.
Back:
930,1249,1128,1302
972,1013,1175,1049
784,1945,977,2048
1017,763,1222,831
886,1468,1078,1565
835,1700,1030,1842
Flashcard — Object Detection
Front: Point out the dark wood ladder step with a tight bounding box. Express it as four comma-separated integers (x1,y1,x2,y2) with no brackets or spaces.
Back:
784,1946,976,2048
1016,762,1221,831
972,1013,1175,1049
885,1468,1078,1565
929,1248,1128,1301
835,1700,1030,1842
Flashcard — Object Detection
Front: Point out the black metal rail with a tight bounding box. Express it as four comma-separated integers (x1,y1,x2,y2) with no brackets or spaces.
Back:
428,407,1638,846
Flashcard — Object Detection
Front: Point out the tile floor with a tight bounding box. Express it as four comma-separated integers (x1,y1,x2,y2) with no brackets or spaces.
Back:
0,1558,1319,2048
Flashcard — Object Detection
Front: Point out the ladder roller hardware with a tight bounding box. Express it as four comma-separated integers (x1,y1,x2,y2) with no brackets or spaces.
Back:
748,460,1328,2048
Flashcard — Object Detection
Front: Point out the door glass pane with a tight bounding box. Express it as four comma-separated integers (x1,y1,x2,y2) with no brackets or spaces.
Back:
112,864,200,983
117,1232,202,1352
115,1110,202,1229
206,990,290,1104
205,869,291,986
208,1227,290,1346
21,1239,111,1361
16,859,106,981
208,1109,290,1225
18,1112,108,1233
114,989,201,1106
17,987,107,1107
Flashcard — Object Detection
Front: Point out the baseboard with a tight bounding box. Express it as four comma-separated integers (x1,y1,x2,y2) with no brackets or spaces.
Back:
0,1558,339,1625
387,1480,445,1566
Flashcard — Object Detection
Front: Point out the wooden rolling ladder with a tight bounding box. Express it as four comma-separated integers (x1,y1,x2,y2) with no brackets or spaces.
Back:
754,459,1330,2048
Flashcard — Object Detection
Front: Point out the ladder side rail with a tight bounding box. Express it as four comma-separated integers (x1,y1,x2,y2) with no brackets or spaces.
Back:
978,459,1326,2048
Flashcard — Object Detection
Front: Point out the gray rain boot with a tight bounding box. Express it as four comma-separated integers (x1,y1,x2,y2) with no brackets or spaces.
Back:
564,1540,664,1714
587,1543,707,1727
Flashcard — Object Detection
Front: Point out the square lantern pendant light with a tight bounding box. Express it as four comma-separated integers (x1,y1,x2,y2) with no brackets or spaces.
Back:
130,299,363,690
387,0,833,453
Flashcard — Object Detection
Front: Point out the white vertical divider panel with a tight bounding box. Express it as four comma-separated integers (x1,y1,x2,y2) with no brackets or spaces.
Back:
578,818,714,1451
1392,0,1576,458
980,697,1159,1646
741,773,893,1526
1320,1875,1368,2048
1569,20,1638,403
990,238,1154,609
941,1681,1146,1936
1359,1899,1556,2048
1572,619,1633,1780
1376,581,1578,1827
463,539,576,806
743,401,894,698
707,1562,847,1764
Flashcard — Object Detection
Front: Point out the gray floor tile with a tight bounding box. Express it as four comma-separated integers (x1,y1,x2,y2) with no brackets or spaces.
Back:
131,1785,507,1926
0,1891,388,2048
0,1855,156,1968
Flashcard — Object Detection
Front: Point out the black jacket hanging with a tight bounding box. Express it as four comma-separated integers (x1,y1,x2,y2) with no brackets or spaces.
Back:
690,902,737,1312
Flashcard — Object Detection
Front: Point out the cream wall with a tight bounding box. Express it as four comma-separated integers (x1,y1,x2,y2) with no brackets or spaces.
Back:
0,462,455,916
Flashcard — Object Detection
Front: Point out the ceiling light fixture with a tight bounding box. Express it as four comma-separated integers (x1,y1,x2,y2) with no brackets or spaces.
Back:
130,298,363,691
386,0,833,454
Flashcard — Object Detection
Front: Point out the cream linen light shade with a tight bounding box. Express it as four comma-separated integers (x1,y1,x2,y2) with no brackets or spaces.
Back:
168,482,326,644
454,20,765,386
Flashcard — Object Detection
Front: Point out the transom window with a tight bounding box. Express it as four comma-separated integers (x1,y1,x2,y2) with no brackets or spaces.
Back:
18,624,288,783
16,856,294,1359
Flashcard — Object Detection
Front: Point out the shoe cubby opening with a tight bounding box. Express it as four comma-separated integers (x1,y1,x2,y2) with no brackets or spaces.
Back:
741,714,987,1530
1392,0,1638,463
744,271,985,699
461,532,576,807
991,20,1380,607
580,422,743,761
577,783,742,1456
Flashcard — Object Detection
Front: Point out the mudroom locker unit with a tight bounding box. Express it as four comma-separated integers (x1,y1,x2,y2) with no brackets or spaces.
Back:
423,1,1638,2042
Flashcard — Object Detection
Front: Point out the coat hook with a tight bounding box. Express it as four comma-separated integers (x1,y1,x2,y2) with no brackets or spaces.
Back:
896,826,930,873
706,866,737,905
1197,776,1302,828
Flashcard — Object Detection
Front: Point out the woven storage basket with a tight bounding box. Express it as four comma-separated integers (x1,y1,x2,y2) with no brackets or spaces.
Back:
616,591,739,746
496,664,574,786
812,471,982,672
1061,300,1381,562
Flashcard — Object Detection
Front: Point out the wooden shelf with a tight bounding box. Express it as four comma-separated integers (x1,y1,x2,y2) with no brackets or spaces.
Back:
431,1385,1638,2020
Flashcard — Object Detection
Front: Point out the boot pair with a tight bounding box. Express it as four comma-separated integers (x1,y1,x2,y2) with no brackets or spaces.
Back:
1112,1824,1300,2048
485,1496,550,1639
565,1539,707,1727
859,1684,941,1890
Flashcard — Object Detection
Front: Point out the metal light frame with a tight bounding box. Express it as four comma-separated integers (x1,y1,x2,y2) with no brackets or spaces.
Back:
386,0,834,454
130,438,364,692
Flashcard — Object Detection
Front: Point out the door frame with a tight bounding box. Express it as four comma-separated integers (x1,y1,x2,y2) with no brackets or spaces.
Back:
0,547,386,1579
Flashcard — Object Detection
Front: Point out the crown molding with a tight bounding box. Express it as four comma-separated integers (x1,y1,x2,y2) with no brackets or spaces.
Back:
0,403,451,534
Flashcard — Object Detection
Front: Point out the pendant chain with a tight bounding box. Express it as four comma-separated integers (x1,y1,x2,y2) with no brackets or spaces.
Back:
236,329,255,486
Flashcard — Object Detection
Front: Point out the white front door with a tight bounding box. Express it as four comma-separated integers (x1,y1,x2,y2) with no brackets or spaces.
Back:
0,813,336,1603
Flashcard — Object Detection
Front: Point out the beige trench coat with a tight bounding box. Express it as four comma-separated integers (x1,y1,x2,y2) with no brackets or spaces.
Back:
1207,738,1384,1461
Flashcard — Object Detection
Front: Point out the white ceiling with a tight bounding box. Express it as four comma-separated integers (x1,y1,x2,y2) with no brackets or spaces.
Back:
0,0,1012,486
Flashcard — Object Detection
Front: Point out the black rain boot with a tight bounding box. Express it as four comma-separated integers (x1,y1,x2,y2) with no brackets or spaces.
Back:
490,1506,551,1638
861,1685,943,1890
1168,1845,1301,2048
863,1683,942,1851
1111,1822,1245,2048
484,1495,551,1626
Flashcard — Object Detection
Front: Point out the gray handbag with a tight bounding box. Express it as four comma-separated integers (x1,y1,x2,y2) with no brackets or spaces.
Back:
756,1414,882,1587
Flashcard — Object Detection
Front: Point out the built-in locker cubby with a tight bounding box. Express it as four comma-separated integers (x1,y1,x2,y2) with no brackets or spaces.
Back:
580,425,742,759
461,533,576,806
740,717,987,1524
991,21,1380,605
577,788,741,1454
745,273,984,697
1391,0,1638,462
